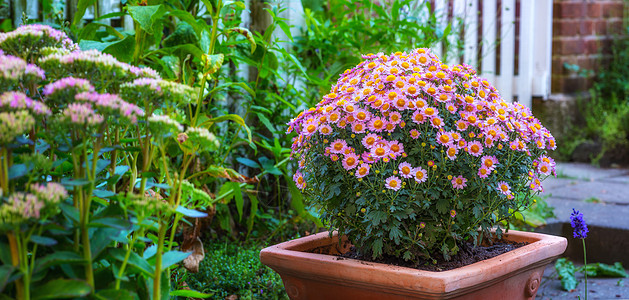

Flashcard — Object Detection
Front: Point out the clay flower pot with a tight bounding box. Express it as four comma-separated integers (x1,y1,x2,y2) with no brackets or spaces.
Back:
260,230,567,299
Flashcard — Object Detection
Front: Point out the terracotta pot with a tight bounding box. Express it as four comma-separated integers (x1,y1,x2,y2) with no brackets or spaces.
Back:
260,230,567,300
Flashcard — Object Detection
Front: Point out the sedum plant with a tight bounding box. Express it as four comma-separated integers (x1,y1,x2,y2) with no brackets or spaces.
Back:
287,49,557,262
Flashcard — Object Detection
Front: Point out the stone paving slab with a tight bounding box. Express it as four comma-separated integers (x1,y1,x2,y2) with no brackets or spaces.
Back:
537,262,629,300
542,177,581,191
554,163,629,181
545,181,629,204
544,197,629,229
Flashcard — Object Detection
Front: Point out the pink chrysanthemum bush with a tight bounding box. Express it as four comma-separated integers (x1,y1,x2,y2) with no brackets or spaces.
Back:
287,48,557,261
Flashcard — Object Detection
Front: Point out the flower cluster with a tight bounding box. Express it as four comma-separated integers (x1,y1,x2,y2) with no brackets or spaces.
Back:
38,49,160,91
0,91,51,117
0,183,68,225
120,78,197,107
287,48,556,260
0,110,35,144
75,92,144,124
570,208,588,239
60,102,104,127
0,54,45,91
0,24,78,60
183,127,220,153
149,114,184,138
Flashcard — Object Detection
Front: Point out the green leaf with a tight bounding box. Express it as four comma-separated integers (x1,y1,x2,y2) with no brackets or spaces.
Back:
32,279,91,299
127,5,166,35
72,0,96,27
255,112,275,133
582,262,628,278
0,265,13,293
94,289,135,300
170,289,213,298
209,82,256,97
436,198,449,214
204,54,224,75
78,22,125,40
167,10,205,35
161,250,191,269
372,239,383,258
227,27,256,53
175,206,208,218
30,235,57,246
205,113,252,143
90,217,131,230
8,164,28,180
109,248,154,277
236,157,260,169
277,20,292,41
34,251,84,272
246,193,258,237
229,182,244,222
79,35,136,63
555,258,578,291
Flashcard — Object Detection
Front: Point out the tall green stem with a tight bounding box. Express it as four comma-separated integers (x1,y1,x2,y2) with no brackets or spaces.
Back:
152,222,168,300
582,239,588,300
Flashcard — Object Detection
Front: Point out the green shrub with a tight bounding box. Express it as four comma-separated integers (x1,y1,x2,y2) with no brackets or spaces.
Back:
182,241,287,299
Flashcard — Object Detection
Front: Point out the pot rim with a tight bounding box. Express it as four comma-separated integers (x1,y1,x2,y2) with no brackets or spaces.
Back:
260,230,567,294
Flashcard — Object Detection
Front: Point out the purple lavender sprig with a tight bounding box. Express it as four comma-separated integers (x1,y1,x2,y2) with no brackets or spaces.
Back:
570,208,588,239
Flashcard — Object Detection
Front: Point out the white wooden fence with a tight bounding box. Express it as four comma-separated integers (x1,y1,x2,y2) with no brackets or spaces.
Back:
7,0,554,107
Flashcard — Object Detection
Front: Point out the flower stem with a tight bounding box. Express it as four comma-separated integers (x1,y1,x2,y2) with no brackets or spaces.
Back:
582,238,588,300
152,222,167,300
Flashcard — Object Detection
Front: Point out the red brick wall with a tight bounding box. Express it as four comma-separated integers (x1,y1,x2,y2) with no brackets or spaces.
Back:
552,0,626,94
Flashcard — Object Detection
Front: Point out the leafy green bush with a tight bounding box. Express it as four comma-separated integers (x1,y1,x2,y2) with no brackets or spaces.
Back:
182,241,287,299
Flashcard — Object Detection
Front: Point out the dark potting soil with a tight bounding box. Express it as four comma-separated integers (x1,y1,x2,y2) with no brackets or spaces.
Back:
338,240,527,272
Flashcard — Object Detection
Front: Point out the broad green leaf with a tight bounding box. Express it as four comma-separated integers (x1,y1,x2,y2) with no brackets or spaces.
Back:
167,10,205,35
8,164,28,180
72,0,96,27
143,245,157,260
175,206,208,218
227,27,256,53
79,35,136,63
127,5,166,34
32,279,91,299
555,258,578,291
78,22,124,40
0,265,13,293
94,289,135,300
277,20,292,41
255,112,275,133
29,235,57,246
34,251,84,273
109,248,154,277
204,53,224,75
582,262,628,278
90,217,131,230
170,289,213,298
236,157,260,169
161,250,191,269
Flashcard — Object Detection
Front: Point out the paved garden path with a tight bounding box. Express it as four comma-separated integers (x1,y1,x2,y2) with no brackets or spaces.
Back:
536,163,629,299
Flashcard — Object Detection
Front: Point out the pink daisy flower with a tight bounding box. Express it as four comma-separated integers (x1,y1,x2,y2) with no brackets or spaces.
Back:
362,152,376,164
293,171,306,189
301,120,318,136
537,161,552,176
477,166,491,178
409,129,421,139
342,153,359,170
351,122,366,134
446,147,457,160
398,162,413,178
370,142,390,159
451,176,467,189
385,176,402,191
362,133,381,148
329,139,347,154
429,116,444,129
388,111,402,124
480,155,499,170
355,163,371,178
368,117,386,132
467,141,484,157
388,141,405,157
319,124,333,135
354,109,371,122
497,181,511,195
411,110,427,124
413,167,428,183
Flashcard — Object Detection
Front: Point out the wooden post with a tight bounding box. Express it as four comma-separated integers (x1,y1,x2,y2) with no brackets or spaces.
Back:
499,0,515,102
